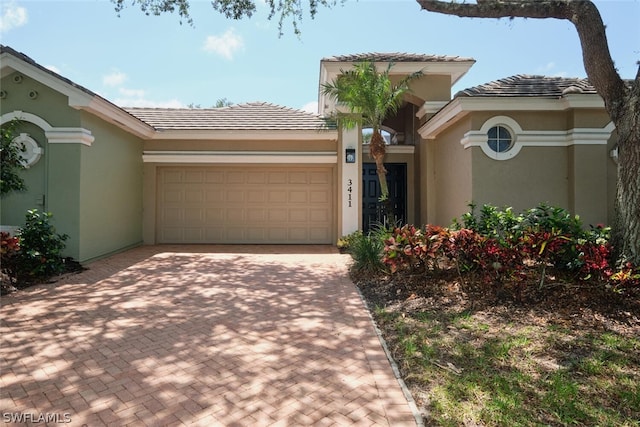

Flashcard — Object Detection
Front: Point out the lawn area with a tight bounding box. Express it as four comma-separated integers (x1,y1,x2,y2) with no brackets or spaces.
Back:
353,270,640,426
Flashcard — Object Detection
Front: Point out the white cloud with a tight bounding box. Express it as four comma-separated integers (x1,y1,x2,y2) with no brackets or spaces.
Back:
103,70,127,87
300,101,318,114
203,28,244,60
0,1,27,33
536,62,567,77
118,87,145,98
45,65,61,74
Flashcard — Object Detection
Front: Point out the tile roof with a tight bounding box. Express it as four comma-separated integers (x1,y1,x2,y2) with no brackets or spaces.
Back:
125,102,336,131
456,74,598,98
322,52,475,63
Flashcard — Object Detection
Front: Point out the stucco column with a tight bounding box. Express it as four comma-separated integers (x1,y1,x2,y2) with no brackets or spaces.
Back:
338,126,361,237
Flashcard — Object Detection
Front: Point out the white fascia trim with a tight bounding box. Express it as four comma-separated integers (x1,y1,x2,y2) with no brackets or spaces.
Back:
416,101,449,119
46,128,95,146
143,151,338,164
86,98,155,139
150,129,337,141
0,54,94,106
418,95,606,139
362,145,415,155
418,99,466,139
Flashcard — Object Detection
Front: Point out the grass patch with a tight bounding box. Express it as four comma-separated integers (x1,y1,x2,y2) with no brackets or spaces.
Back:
366,289,640,426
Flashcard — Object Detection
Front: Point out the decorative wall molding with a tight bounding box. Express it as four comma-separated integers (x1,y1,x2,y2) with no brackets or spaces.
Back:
142,151,338,164
461,116,614,161
1,110,94,146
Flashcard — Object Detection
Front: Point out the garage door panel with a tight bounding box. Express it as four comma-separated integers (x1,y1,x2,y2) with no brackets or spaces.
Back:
268,172,287,184
289,191,308,203
247,208,266,222
205,208,224,222
289,209,308,222
268,191,287,203
310,209,329,222
157,166,333,244
205,190,224,203
310,191,329,203
288,228,308,240
227,171,245,184
184,171,204,183
205,171,224,183
185,190,203,203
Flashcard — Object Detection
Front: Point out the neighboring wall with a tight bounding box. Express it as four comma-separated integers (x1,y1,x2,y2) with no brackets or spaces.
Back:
77,112,143,261
1,71,144,262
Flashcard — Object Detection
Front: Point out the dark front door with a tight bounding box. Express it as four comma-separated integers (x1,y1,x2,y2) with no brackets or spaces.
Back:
362,163,407,232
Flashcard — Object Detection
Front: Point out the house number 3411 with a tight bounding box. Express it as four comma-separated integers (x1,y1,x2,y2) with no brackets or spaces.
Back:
347,179,353,207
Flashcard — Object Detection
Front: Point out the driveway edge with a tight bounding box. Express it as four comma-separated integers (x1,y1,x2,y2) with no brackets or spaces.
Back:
353,285,425,427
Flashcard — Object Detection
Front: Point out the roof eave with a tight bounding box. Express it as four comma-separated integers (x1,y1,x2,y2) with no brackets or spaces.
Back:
1,50,155,139
418,94,606,139
318,59,476,115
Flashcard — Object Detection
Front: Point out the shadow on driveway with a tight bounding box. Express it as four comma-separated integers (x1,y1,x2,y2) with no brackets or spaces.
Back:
1,245,417,426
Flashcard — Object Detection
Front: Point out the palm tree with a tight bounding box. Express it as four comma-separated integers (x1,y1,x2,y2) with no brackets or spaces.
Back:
321,61,422,208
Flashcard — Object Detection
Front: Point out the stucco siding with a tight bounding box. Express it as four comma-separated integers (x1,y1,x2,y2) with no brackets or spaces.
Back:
472,146,569,213
47,144,82,259
1,72,82,127
431,119,473,226
78,112,143,262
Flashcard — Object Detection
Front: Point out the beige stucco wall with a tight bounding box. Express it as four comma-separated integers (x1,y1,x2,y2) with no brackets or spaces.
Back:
468,109,615,226
471,145,570,213
421,117,473,226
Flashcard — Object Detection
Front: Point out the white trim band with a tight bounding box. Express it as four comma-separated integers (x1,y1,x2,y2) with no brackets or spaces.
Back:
143,151,338,164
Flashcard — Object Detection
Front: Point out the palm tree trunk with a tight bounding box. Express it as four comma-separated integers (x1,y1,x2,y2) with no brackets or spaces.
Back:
369,131,393,220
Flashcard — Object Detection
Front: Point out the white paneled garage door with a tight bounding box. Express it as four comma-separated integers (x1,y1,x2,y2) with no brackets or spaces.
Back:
157,166,334,244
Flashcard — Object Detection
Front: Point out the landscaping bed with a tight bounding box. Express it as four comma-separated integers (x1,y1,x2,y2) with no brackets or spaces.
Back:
353,264,640,426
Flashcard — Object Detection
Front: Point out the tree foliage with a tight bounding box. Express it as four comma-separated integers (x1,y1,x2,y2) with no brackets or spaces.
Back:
111,0,343,35
0,120,27,197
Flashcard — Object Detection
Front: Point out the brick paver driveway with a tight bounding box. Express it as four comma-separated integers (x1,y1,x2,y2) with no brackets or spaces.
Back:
1,245,418,426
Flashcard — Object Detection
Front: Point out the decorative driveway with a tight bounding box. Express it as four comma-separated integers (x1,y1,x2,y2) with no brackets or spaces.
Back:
1,245,418,426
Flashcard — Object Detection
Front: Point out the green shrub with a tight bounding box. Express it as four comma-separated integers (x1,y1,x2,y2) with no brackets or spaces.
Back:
349,230,385,274
337,230,363,253
16,210,68,281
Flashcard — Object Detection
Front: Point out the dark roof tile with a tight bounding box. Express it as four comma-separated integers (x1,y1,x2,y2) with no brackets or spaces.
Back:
456,74,598,98
322,52,474,63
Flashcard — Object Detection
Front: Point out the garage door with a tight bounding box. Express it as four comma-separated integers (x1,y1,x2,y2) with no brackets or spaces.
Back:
157,166,334,244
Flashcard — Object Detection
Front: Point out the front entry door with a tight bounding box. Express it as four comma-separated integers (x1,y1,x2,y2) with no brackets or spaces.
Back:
362,163,406,232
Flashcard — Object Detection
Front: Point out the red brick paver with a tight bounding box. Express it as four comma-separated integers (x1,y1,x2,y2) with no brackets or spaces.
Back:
1,245,417,426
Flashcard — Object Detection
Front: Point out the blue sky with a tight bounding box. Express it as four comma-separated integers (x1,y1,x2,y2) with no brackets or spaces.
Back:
1,0,638,113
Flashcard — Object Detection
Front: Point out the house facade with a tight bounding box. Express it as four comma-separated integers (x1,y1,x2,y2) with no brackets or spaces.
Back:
0,46,618,262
